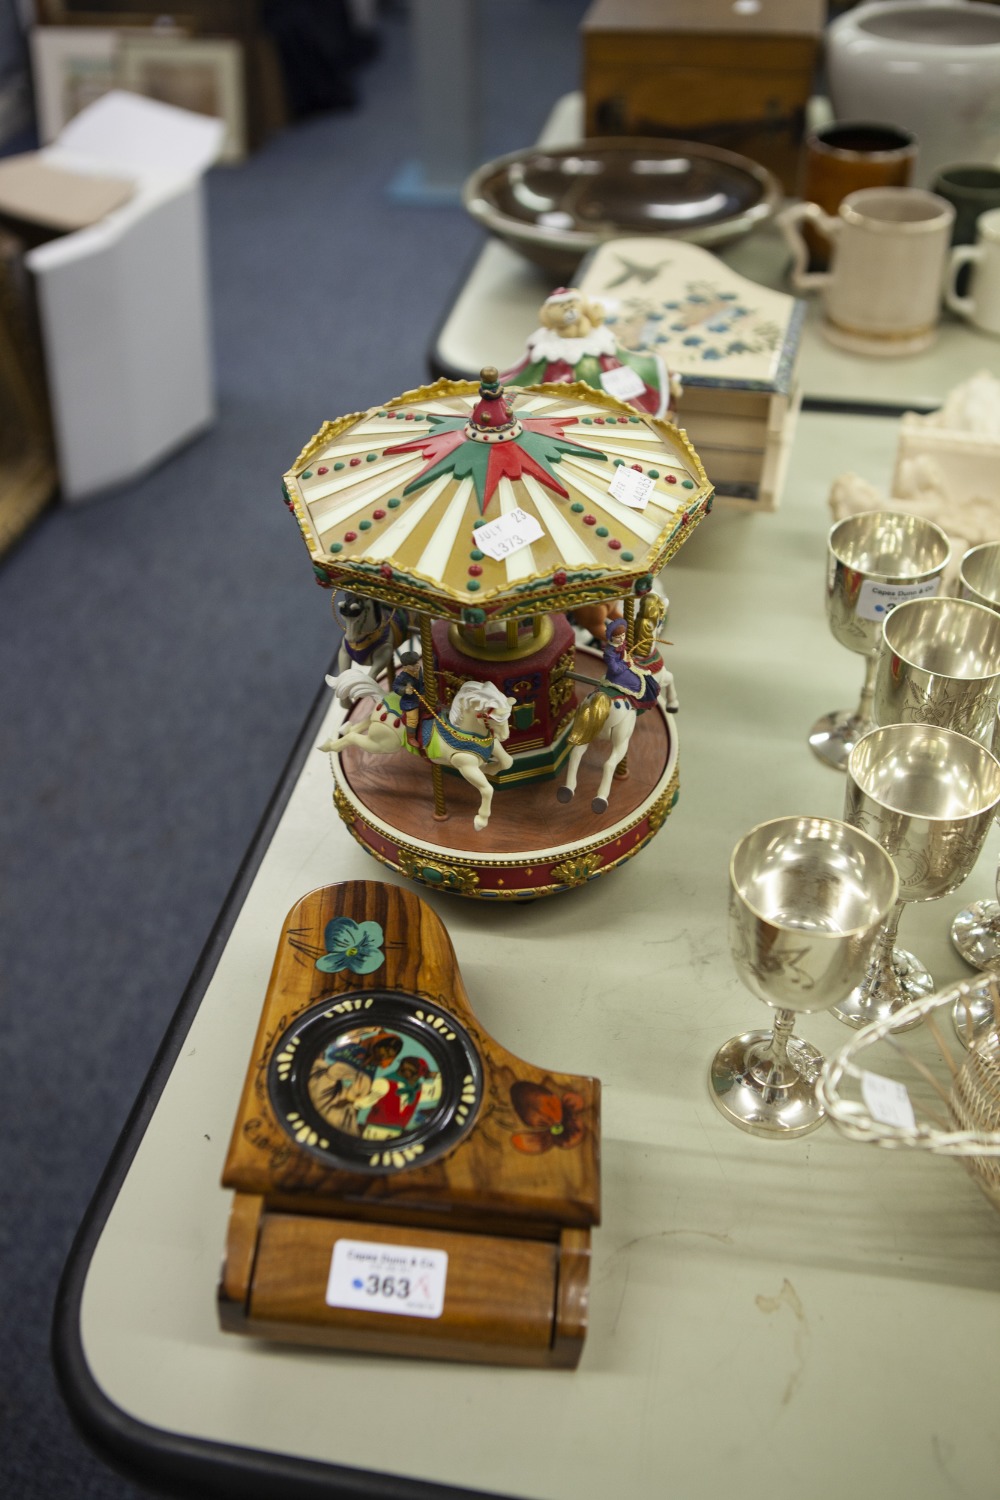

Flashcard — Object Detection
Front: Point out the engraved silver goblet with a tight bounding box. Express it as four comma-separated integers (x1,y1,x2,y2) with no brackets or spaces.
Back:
710,815,898,1138
949,547,1000,984
837,723,1000,1030
873,594,1000,746
809,511,951,771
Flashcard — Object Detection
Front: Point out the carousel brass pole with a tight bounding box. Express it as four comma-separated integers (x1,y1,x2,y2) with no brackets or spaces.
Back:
616,595,637,780
623,595,636,647
419,613,448,819
506,618,519,650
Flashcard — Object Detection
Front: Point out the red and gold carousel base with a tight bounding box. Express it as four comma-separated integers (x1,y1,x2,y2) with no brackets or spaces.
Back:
326,652,680,900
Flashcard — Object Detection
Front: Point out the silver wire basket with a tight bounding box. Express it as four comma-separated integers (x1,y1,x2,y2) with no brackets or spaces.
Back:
818,976,1000,1212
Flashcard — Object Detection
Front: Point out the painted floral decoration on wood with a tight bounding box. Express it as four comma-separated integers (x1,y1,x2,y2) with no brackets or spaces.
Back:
316,917,385,975
509,1080,585,1153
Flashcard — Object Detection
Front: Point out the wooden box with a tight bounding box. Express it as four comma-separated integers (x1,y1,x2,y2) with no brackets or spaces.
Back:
220,881,601,1367
581,0,824,193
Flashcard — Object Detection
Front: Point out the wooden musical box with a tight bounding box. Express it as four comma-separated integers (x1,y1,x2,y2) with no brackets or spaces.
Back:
219,880,601,1367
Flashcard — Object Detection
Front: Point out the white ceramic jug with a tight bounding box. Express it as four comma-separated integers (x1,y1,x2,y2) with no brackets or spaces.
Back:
780,187,955,355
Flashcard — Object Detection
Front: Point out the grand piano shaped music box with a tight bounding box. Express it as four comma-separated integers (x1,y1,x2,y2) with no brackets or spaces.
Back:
219,880,600,1367
282,370,713,900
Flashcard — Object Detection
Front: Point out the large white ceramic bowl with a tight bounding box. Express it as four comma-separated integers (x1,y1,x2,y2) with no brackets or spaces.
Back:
827,2,1000,187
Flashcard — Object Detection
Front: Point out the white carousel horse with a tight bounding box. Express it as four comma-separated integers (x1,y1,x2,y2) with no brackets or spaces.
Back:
319,666,515,832
556,693,642,815
333,592,410,679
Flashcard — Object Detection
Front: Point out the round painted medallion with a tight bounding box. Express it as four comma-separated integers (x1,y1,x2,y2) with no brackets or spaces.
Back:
268,991,482,1174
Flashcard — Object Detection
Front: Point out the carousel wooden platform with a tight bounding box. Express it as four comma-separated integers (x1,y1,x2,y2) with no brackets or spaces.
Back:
329,649,679,899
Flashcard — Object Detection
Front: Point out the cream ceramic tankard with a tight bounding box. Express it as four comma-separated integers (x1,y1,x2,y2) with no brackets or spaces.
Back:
781,187,955,355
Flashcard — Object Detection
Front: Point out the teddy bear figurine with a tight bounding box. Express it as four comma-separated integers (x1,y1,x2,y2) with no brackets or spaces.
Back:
500,287,679,419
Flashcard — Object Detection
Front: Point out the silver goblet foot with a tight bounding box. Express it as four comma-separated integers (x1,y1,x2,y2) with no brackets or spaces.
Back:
951,899,1000,973
808,707,875,772
710,1016,825,1138
832,944,933,1030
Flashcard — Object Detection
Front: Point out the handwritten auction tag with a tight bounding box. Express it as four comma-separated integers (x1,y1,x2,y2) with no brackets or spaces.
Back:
609,465,654,510
855,576,940,622
474,507,544,562
861,1071,916,1130
600,364,646,402
326,1238,448,1319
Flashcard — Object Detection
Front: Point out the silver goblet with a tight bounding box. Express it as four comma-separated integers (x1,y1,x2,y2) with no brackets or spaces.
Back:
710,815,898,1138
873,594,1000,746
950,547,1000,983
952,702,1000,1046
809,510,951,771
837,723,1000,1030
958,541,1000,613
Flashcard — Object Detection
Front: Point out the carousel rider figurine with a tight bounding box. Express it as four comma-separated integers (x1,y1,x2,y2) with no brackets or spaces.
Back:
391,651,424,748
601,616,660,709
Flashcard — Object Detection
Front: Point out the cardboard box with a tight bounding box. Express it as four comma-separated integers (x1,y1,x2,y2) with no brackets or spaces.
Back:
1,90,223,501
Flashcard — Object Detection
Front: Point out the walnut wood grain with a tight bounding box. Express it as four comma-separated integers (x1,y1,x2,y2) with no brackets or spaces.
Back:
223,882,600,1231
219,881,600,1365
222,1205,591,1367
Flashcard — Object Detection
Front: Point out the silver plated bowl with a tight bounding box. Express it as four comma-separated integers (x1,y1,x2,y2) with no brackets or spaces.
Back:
462,137,782,277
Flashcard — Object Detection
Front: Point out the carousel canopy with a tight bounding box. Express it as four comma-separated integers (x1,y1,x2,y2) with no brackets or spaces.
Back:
283,376,713,624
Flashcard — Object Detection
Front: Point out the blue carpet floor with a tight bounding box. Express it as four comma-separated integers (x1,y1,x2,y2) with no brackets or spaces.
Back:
0,4,587,1495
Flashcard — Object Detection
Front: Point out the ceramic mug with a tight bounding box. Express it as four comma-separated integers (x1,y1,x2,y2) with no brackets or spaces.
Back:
800,122,916,266
780,187,955,355
931,165,1000,246
946,207,1000,336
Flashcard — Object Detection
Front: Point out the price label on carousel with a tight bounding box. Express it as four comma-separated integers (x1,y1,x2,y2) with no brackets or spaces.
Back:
326,1238,448,1319
855,576,940,622
474,507,545,562
609,465,655,511
600,364,647,403
860,1070,916,1130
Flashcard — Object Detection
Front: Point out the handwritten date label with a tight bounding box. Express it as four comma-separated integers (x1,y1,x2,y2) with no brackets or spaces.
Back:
600,364,646,402
609,466,654,510
326,1238,448,1319
475,508,544,562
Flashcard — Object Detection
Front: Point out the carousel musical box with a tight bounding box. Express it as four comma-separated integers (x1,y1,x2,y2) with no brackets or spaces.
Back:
282,370,713,900
219,880,600,1367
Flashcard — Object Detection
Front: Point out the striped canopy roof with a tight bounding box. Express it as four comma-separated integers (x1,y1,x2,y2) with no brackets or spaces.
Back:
283,378,713,624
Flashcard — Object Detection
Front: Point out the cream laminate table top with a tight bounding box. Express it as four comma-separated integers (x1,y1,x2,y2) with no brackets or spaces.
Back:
75,407,1000,1499
436,95,1000,410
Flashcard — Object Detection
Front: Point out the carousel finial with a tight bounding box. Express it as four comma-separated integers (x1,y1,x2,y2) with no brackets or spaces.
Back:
467,365,521,444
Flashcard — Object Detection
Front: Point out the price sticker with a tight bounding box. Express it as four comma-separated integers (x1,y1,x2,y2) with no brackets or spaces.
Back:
861,1071,916,1130
474,508,544,562
600,364,646,402
609,465,655,511
326,1238,448,1319
855,576,940,622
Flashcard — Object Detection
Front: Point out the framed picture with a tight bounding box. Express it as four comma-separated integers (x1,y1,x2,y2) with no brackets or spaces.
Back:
118,35,246,162
29,26,119,142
